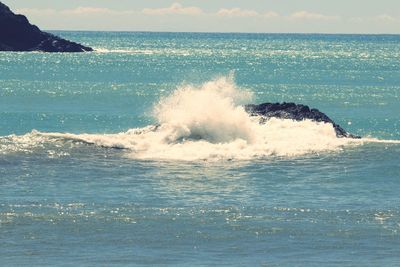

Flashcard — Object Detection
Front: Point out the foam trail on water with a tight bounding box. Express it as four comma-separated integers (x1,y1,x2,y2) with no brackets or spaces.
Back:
94,48,154,54
1,76,376,161
357,138,400,144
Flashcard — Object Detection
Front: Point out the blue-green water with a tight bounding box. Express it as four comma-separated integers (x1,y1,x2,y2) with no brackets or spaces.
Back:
1,32,400,266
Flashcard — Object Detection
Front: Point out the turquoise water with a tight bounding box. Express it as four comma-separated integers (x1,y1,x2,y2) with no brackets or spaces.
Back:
1,32,400,266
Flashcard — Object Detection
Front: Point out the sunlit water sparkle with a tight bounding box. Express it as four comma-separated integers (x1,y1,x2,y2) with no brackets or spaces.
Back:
1,32,400,266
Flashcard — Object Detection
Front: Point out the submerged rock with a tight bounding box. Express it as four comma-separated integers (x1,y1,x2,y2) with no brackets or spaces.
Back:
0,2,92,52
245,102,360,138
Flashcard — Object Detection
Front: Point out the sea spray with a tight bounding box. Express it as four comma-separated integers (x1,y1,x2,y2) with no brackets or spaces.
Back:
153,75,255,144
0,76,377,160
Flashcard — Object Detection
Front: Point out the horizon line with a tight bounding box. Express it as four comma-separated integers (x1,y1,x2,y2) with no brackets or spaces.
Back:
46,29,400,36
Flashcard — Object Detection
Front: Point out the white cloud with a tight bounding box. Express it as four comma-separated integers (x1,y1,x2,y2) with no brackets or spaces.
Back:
374,14,398,22
217,8,259,17
16,8,57,16
349,15,399,24
142,3,203,16
16,7,133,16
62,7,118,15
289,11,339,21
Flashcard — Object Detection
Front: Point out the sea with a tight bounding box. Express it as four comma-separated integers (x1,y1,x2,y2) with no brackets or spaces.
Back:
1,32,400,266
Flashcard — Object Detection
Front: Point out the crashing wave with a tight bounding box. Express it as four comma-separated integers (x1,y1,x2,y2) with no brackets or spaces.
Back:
1,76,377,161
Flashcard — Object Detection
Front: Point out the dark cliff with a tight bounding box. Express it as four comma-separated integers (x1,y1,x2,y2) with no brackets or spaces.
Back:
0,2,92,52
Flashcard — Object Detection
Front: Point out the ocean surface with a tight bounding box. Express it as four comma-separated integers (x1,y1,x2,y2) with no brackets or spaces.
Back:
1,32,400,266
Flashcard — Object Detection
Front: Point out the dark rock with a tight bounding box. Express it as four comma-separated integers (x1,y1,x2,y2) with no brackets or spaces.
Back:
245,102,360,138
0,2,93,52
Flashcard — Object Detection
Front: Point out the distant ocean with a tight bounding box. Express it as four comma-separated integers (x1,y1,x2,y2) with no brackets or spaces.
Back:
1,32,400,266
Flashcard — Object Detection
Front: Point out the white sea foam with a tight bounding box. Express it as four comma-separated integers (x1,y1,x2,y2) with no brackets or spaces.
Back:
94,48,154,54
5,76,389,161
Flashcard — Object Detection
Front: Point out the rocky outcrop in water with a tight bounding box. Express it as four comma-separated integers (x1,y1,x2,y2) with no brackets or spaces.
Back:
245,102,360,138
0,2,92,52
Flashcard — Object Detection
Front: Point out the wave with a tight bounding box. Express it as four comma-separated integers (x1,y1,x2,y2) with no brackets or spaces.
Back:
94,48,155,54
1,76,399,161
359,138,400,144
94,47,194,56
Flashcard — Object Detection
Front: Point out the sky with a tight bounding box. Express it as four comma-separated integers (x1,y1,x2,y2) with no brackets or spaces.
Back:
3,0,400,33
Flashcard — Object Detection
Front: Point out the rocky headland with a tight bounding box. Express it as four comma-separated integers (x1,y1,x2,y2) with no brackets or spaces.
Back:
0,2,92,52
